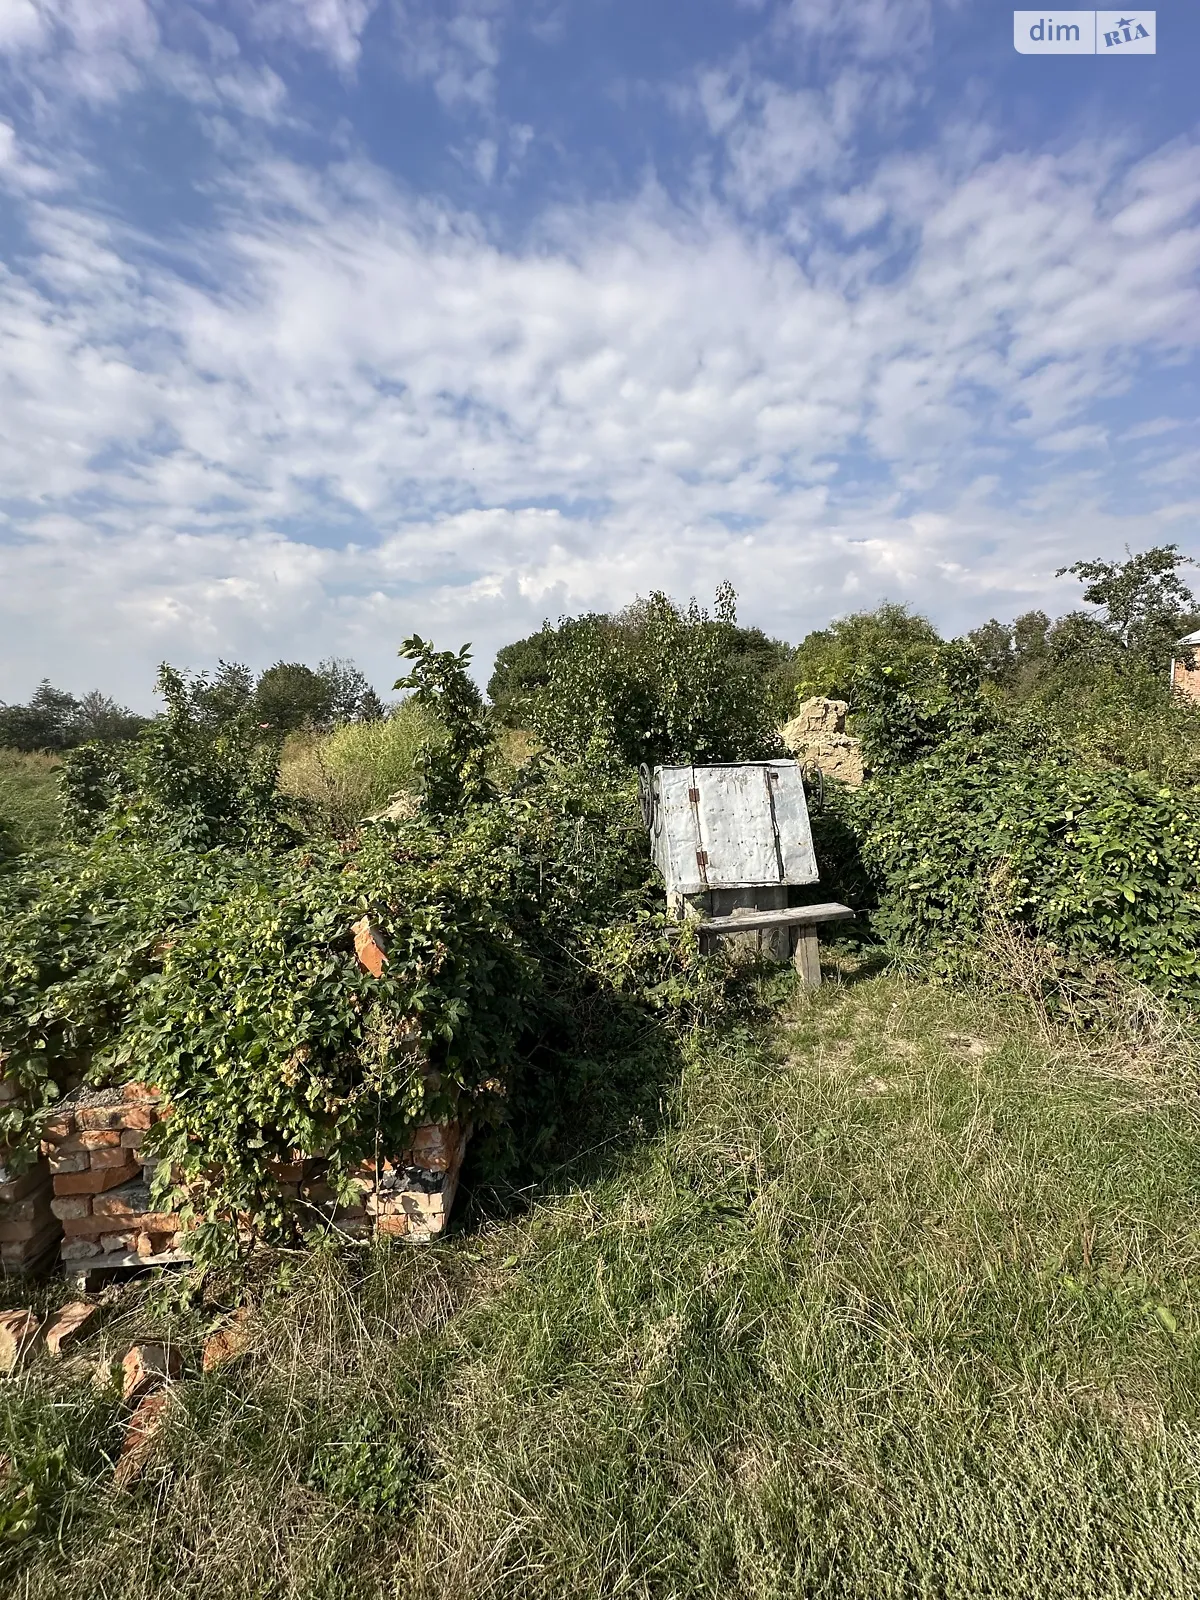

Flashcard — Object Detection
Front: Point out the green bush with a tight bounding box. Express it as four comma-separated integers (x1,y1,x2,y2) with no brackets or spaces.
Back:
1,636,751,1248
0,843,253,1154
530,584,782,768
792,602,942,704
857,731,1200,997
60,665,292,852
120,819,531,1248
848,640,1000,773
1023,660,1200,790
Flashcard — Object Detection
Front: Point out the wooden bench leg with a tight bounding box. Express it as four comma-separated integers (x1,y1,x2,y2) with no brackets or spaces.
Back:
792,928,821,987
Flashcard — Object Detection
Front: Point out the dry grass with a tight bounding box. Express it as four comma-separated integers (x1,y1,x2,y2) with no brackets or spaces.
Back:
0,748,62,854
7,967,1200,1597
278,703,440,835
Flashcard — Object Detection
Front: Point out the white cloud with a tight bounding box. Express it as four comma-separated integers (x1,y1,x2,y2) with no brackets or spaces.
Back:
0,0,295,121
0,112,1197,702
0,7,1196,701
244,0,378,71
390,0,506,110
1035,425,1108,453
1122,416,1185,441
0,0,47,50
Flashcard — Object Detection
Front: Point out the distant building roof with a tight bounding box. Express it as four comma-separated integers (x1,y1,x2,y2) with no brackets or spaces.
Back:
1179,630,1200,646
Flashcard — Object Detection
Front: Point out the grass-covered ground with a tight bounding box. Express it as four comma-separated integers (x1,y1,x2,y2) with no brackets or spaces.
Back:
7,962,1200,1599
0,750,61,855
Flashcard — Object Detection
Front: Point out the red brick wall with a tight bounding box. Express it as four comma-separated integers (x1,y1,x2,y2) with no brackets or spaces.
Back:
1173,658,1200,702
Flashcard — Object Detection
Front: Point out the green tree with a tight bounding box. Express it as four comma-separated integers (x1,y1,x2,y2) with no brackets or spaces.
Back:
254,662,335,733
63,665,291,850
530,583,781,768
849,640,999,773
487,616,611,724
792,603,942,704
1056,544,1199,673
193,661,256,730
395,638,495,817
0,682,81,751
965,619,1016,685
0,682,146,752
74,691,149,744
317,658,378,724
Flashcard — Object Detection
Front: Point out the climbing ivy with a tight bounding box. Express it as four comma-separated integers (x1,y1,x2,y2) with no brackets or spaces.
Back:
856,731,1200,996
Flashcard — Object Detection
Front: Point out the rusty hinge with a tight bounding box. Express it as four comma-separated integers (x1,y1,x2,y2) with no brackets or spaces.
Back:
695,850,708,868
688,786,700,803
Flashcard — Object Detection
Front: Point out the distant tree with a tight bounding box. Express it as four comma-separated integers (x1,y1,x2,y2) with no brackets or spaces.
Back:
74,690,149,744
965,619,1016,685
358,687,386,723
195,662,256,731
0,680,146,752
1043,610,1121,670
317,657,378,724
487,616,611,724
253,662,335,734
490,606,793,727
0,681,81,751
793,603,942,704
529,583,781,767
1012,609,1051,668
1057,544,1199,673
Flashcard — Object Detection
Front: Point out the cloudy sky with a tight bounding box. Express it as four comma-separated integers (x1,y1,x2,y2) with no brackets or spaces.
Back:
0,0,1197,706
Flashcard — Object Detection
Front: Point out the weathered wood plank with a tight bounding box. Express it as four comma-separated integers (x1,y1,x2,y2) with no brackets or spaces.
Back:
697,902,854,936
792,928,822,987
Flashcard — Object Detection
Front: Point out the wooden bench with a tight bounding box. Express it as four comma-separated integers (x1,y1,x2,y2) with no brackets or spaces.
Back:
696,901,855,986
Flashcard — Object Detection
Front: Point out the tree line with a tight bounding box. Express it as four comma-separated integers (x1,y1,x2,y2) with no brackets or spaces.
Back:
3,544,1196,763
0,657,385,754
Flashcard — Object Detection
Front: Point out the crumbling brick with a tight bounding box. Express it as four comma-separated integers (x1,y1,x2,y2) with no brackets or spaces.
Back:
47,1151,90,1175
121,1341,181,1404
202,1307,254,1373
114,1390,172,1489
352,916,388,977
52,1162,141,1196
60,1237,102,1262
45,1301,99,1357
0,1308,42,1371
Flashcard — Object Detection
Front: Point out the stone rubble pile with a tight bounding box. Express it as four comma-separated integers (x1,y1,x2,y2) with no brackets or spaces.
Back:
6,918,472,1278
780,696,866,787
265,1119,468,1243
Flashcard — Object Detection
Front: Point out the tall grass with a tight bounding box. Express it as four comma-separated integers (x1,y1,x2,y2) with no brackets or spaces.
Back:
0,749,62,855
8,967,1200,1598
278,702,440,834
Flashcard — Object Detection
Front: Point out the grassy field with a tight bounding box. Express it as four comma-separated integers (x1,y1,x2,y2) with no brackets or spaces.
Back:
0,750,62,854
7,962,1200,1598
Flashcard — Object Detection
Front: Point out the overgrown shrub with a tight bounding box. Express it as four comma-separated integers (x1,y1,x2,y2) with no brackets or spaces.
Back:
0,843,253,1156
1023,659,1200,790
530,584,781,767
120,820,532,1250
61,665,292,851
857,731,1200,997
848,640,1000,773
1,636,752,1248
792,603,942,705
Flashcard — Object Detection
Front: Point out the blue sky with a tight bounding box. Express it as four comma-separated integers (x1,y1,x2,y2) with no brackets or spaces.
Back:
0,0,1197,705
